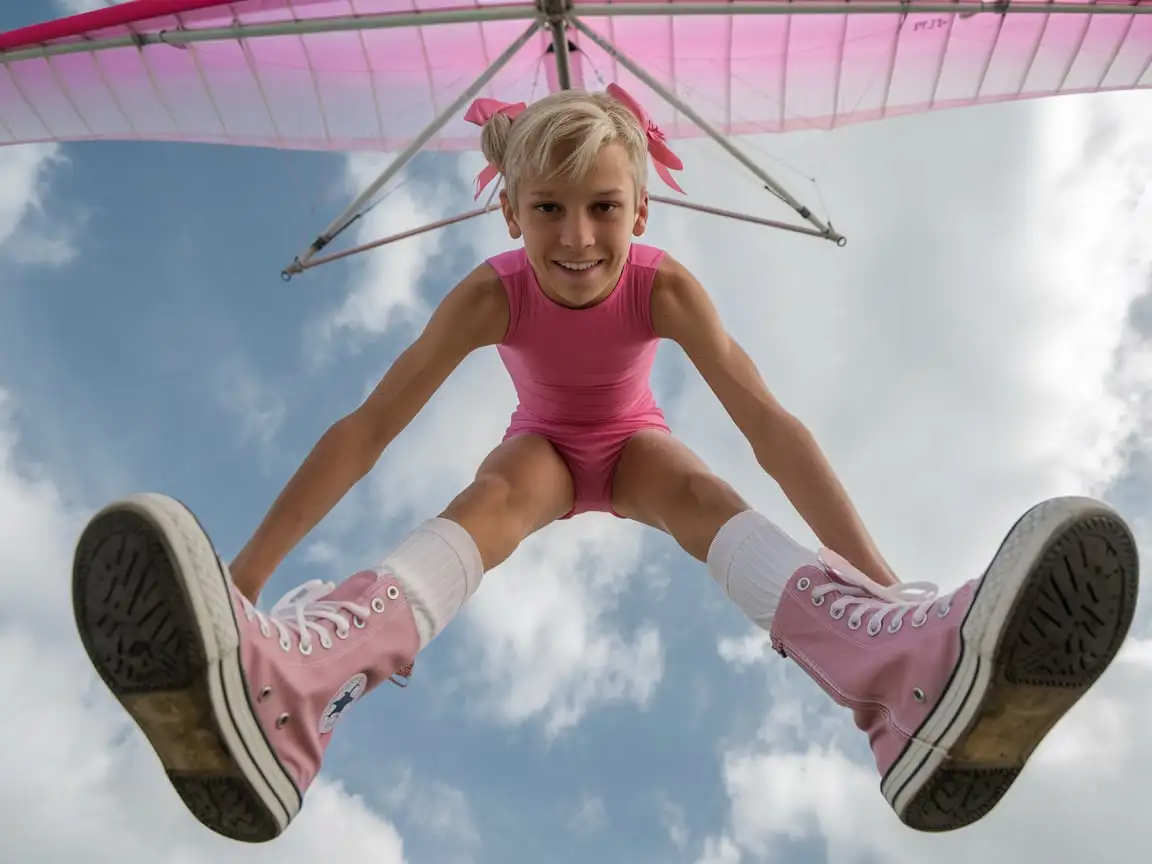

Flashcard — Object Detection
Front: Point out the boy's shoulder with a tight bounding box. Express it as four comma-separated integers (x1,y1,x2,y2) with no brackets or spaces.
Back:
483,246,530,278
421,261,510,352
650,249,701,296
649,251,724,344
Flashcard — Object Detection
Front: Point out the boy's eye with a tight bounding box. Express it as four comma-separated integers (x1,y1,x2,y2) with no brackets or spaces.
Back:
534,202,618,214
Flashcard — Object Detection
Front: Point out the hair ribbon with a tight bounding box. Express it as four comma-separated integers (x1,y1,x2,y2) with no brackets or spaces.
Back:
463,97,526,199
605,83,685,194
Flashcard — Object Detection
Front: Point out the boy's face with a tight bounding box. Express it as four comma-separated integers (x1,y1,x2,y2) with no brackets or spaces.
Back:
502,141,648,309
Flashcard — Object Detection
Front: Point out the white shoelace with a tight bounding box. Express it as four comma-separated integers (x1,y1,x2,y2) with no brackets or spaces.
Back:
814,549,953,636
237,579,373,655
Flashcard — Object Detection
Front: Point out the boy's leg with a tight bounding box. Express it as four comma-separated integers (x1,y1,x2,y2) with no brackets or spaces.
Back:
70,433,573,844
397,432,574,648
442,432,574,570
612,429,818,630
612,430,1139,833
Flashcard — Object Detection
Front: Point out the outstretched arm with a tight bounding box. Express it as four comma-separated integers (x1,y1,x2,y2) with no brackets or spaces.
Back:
651,254,899,587
229,264,509,601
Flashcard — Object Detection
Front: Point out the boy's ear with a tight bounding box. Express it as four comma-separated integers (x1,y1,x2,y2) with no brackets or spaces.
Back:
500,189,521,240
633,188,649,236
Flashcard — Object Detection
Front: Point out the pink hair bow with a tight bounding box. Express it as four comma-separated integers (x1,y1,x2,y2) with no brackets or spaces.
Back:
606,83,685,194
464,97,526,199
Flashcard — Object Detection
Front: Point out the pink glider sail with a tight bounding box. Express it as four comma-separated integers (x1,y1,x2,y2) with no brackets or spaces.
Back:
1,0,1151,154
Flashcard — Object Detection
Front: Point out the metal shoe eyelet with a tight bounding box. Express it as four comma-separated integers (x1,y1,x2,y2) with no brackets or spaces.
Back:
819,558,843,579
299,640,313,655
796,576,811,591
276,713,290,728
336,627,350,640
259,623,271,638
372,597,386,613
353,616,365,629
911,614,927,628
279,638,291,652
847,617,862,630
828,605,845,620
258,686,272,702
888,619,903,633
866,619,882,636
386,585,400,600
912,687,926,702
319,634,332,649
937,604,951,617
812,594,825,606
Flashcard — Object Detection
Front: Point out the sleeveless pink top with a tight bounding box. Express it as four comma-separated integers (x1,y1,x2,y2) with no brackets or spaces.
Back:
487,243,668,429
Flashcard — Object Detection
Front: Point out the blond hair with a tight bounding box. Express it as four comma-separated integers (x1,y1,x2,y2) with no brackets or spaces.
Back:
480,88,649,203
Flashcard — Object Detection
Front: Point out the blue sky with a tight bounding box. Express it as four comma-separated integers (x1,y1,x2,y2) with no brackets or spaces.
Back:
2,2,1152,863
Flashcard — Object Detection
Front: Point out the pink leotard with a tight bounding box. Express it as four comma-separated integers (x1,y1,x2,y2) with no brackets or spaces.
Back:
487,242,672,518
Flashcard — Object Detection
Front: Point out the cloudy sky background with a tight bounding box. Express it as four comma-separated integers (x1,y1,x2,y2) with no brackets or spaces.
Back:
2,1,1151,862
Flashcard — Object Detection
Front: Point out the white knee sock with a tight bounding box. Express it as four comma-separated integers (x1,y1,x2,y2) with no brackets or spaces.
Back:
706,509,821,630
379,517,484,650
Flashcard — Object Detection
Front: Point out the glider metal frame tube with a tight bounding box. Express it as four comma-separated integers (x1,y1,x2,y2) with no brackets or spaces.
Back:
295,193,828,274
4,1,1151,63
289,204,502,273
649,194,830,239
0,7,538,63
284,18,543,276
568,14,845,245
551,24,574,90
542,0,575,90
573,1,1152,17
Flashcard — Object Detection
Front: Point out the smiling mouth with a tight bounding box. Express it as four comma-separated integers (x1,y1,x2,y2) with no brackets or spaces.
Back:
554,259,603,272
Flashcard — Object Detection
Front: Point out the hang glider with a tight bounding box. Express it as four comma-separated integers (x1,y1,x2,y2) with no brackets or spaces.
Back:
2,0,1150,278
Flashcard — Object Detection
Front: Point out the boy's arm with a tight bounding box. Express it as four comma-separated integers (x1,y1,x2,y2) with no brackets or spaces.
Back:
229,264,509,601
650,253,899,587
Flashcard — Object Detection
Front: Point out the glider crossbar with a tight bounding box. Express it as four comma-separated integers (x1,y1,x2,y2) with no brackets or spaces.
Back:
650,195,832,239
4,1,1151,63
283,204,503,276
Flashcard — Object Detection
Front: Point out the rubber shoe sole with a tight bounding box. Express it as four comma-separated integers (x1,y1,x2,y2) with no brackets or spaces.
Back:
882,496,1139,831
72,493,302,843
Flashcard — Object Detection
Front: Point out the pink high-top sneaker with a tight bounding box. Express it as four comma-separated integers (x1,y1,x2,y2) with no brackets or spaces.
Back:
770,496,1139,832
71,493,420,843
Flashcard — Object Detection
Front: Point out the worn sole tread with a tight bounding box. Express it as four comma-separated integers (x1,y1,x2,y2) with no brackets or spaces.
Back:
72,496,299,842
887,500,1138,832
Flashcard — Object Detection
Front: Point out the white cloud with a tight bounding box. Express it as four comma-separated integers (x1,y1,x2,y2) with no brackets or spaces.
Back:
0,144,76,267
686,89,1152,863
210,353,288,451
0,392,81,622
657,794,690,851
701,638,1152,864
55,0,135,13
462,520,664,737
375,763,482,858
306,154,454,362
638,90,1152,591
0,387,425,861
569,793,608,833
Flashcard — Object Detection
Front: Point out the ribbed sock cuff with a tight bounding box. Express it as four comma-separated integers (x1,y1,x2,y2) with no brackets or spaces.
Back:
706,509,820,629
380,517,484,650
